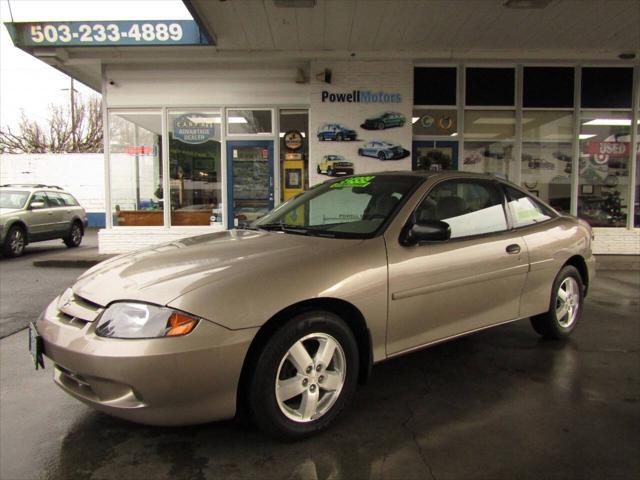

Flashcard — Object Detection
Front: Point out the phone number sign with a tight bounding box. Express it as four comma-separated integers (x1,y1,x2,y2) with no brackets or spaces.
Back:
5,20,210,47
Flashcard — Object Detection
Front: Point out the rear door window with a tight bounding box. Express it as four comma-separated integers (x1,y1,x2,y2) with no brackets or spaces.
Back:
46,192,65,207
504,186,554,228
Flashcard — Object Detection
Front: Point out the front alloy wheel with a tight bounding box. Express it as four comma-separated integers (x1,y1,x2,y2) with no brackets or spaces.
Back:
275,333,346,422
249,311,358,440
3,226,25,257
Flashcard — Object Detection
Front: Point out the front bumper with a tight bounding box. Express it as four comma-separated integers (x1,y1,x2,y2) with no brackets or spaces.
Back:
36,297,257,426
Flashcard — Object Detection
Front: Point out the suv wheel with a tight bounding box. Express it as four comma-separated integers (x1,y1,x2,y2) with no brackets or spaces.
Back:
249,311,359,440
3,225,26,257
64,222,83,248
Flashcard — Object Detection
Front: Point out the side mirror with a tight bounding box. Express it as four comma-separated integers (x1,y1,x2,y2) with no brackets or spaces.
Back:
400,220,451,246
29,201,46,210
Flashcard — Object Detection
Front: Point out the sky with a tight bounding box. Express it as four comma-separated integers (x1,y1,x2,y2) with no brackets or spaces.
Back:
0,0,191,129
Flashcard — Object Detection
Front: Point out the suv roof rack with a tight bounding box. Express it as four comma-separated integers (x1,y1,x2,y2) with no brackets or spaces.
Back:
1,183,64,190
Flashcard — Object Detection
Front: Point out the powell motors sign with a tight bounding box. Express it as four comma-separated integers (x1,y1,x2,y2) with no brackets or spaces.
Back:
321,90,402,103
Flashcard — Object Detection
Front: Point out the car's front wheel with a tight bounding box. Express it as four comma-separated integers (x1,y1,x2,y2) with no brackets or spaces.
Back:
530,265,584,339
63,222,83,248
249,311,359,440
3,225,26,257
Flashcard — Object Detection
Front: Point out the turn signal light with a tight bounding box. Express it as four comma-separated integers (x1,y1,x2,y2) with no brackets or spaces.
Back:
166,313,199,337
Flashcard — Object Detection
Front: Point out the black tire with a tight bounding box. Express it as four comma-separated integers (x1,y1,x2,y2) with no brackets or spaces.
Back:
327,167,334,176
2,225,26,257
530,265,584,339
249,311,359,441
377,122,385,130
378,151,387,160
317,165,321,174
335,133,343,141
64,221,83,248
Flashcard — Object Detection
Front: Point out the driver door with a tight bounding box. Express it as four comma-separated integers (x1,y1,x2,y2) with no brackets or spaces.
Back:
385,178,529,356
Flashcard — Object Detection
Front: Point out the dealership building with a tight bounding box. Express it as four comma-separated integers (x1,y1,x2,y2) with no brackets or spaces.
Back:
6,0,639,254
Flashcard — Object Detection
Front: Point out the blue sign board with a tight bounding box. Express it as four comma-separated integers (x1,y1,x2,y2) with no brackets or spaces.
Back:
4,20,210,47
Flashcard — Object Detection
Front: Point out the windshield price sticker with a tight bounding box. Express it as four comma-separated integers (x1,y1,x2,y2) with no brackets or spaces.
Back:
330,176,375,189
6,20,210,47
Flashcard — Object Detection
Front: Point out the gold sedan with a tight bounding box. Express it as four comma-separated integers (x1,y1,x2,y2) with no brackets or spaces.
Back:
30,172,595,440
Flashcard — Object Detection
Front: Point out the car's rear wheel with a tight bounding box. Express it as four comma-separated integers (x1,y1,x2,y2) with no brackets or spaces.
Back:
377,122,385,130
249,311,359,440
378,151,387,160
317,165,321,174
64,222,83,248
327,167,334,176
335,133,343,141
3,225,26,257
530,265,583,339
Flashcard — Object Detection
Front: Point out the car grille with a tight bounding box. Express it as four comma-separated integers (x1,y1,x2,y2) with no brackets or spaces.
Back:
58,293,104,327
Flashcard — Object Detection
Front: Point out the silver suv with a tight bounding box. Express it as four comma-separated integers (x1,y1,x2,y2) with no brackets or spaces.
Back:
0,184,88,257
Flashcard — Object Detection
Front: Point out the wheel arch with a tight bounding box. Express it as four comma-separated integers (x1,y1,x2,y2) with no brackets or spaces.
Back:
235,297,373,418
563,255,589,296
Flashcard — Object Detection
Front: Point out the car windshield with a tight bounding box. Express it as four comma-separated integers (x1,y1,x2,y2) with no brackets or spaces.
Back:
252,175,423,238
0,190,30,209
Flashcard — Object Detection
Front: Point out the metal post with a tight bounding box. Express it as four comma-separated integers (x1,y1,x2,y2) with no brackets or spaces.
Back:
70,78,76,151
514,65,523,185
627,64,639,229
570,66,581,217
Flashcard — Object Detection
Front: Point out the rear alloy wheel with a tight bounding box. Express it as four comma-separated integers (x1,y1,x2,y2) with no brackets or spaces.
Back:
64,222,83,248
377,122,385,130
530,265,583,339
335,133,343,141
249,311,358,440
378,151,387,160
3,225,26,257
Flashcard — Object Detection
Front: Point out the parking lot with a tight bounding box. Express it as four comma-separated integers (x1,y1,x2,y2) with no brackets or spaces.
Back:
1,245,638,479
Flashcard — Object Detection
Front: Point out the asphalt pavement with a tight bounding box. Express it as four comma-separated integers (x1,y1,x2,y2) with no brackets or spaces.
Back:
0,229,98,338
0,267,638,480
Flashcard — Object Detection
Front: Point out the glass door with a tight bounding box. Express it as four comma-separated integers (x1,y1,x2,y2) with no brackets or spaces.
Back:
412,140,459,172
226,140,274,227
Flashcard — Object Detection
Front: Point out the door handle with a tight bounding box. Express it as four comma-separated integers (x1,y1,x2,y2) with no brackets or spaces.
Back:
506,244,521,254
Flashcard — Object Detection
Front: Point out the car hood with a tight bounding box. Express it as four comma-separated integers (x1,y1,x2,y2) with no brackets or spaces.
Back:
0,208,21,215
71,230,361,308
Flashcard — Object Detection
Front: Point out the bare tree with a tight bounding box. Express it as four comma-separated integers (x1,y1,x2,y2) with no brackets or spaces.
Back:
0,95,103,154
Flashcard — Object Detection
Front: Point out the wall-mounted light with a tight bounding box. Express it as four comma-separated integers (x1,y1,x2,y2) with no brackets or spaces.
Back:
315,68,332,84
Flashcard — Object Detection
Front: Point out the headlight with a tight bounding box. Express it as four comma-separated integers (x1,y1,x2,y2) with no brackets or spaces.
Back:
95,302,199,339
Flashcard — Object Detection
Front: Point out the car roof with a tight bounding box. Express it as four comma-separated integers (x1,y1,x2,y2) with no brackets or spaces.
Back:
354,170,516,183
0,184,71,194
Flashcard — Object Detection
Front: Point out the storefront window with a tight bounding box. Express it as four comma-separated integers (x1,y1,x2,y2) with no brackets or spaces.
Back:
578,111,632,227
279,109,309,202
109,110,163,227
521,111,573,212
227,109,273,135
463,110,516,179
168,110,222,226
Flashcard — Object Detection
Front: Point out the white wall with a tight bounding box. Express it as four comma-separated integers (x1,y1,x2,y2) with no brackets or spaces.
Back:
0,153,104,212
105,63,310,107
